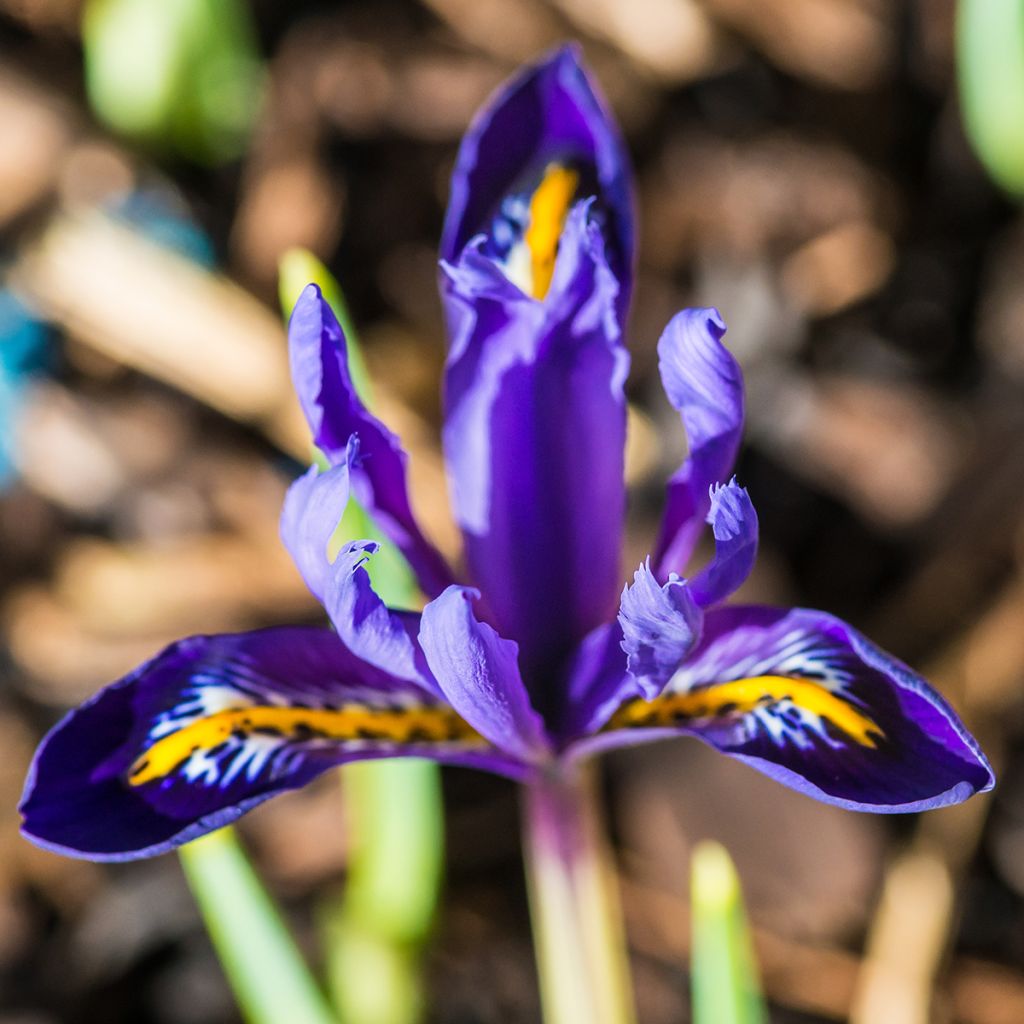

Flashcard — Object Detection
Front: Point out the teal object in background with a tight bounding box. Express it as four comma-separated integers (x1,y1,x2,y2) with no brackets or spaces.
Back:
0,290,49,487
0,291,47,378
111,189,218,267
82,0,265,164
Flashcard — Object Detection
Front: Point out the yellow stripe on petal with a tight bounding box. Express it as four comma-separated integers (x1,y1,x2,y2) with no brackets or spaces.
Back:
609,675,884,748
128,704,483,786
524,163,579,299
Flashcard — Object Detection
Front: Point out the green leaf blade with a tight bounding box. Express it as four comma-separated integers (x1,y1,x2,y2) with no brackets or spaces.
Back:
691,840,767,1024
179,829,337,1024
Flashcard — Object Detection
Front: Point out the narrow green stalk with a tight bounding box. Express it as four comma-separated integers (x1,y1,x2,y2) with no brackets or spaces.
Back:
521,763,637,1024
321,759,444,1024
179,830,336,1024
690,840,766,1024
279,249,444,1024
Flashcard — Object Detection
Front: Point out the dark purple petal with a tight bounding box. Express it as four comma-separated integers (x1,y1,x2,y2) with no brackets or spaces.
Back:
562,621,633,740
574,606,993,812
688,480,758,608
441,203,628,712
652,309,745,580
442,44,634,311
618,560,702,699
288,284,453,597
20,628,525,861
419,586,550,761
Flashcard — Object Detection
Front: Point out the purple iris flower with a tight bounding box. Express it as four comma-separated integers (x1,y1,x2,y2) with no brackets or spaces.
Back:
21,47,992,861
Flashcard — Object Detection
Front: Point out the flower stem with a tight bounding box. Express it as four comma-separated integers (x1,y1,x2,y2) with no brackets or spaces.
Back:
521,763,637,1024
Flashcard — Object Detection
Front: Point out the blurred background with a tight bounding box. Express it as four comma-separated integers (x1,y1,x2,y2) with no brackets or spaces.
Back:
1,0,1023,1021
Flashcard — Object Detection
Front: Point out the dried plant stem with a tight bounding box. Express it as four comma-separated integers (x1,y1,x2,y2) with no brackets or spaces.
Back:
521,762,636,1024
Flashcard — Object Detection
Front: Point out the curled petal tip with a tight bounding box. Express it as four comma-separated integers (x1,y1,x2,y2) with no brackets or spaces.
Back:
699,306,727,333
688,481,758,608
707,478,748,531
341,538,380,558
618,560,702,699
294,279,322,309
653,308,744,579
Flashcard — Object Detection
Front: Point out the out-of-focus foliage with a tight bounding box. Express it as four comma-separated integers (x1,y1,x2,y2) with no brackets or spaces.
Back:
957,0,1024,196
82,0,265,164
179,830,337,1024
321,759,444,1024
691,841,766,1024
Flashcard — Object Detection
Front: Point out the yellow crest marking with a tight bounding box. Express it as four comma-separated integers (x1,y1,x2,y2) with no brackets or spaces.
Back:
609,675,883,748
524,164,579,300
128,704,483,786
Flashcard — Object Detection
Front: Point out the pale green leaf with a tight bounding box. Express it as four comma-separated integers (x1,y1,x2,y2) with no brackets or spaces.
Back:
180,829,337,1024
957,0,1024,196
691,841,767,1024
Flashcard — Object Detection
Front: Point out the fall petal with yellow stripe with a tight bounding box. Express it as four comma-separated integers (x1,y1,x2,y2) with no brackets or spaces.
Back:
19,623,526,861
570,606,990,812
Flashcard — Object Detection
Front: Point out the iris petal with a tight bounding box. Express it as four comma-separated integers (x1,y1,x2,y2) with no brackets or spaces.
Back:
288,284,453,597
618,560,703,699
419,586,549,762
324,541,439,696
441,203,628,713
688,480,759,608
565,558,705,740
652,309,745,580
20,628,521,861
442,44,634,314
563,621,632,740
280,454,437,694
573,606,994,812
279,442,354,603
